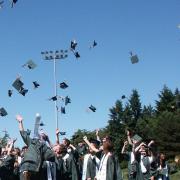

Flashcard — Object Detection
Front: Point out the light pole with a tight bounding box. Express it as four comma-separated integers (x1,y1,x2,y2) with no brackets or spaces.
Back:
41,50,68,129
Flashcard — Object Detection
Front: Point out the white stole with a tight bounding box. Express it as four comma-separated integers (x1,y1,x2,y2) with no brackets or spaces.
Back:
46,161,56,180
82,154,100,180
82,154,91,180
96,152,111,180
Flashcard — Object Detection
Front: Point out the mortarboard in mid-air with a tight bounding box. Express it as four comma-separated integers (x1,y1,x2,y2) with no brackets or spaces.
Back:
65,96,71,106
89,105,96,112
60,82,68,89
8,90,13,97
0,107,8,117
130,52,139,64
22,60,37,70
33,81,40,89
70,40,78,51
61,107,66,114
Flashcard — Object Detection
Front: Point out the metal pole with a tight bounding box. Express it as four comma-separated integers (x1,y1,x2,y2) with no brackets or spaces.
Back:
53,57,58,129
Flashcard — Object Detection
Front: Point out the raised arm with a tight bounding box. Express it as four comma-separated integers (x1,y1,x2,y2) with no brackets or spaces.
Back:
121,141,128,154
16,114,24,131
55,129,60,144
96,129,101,142
83,136,99,153
127,130,133,145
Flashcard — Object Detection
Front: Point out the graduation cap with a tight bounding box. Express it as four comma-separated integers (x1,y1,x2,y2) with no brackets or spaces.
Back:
89,138,100,146
74,51,80,59
70,40,77,50
90,40,97,49
61,107,66,114
12,78,24,92
23,60,37,70
8,90,13,97
89,105,96,112
39,122,45,126
132,134,142,142
60,132,66,136
65,96,71,106
33,81,40,89
19,87,28,96
48,96,58,101
60,82,68,89
130,52,139,64
27,129,31,136
11,0,18,8
121,95,126,99
0,108,8,117
0,1,4,8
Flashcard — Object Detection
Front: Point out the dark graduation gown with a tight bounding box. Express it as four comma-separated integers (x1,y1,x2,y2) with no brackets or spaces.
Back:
124,152,138,180
0,155,16,180
106,154,123,180
19,130,55,180
63,153,79,180
85,155,99,179
135,154,152,180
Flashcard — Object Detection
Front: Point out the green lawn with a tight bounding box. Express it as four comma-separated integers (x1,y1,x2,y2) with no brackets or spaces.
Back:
122,169,180,180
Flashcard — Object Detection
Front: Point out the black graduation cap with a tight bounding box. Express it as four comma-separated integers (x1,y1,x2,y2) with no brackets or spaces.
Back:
23,60,37,70
19,87,28,96
8,90,13,97
33,81,40,89
121,95,126,99
74,51,80,59
27,129,31,136
60,82,68,89
130,52,139,64
89,105,96,112
60,132,66,136
39,122,45,126
92,40,97,48
0,108,8,117
89,138,100,146
65,96,71,106
70,40,77,50
12,78,24,92
0,1,4,8
61,107,66,114
11,0,18,8
49,96,58,101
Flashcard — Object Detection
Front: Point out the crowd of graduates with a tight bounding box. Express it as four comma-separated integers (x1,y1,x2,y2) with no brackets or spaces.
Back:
0,114,173,180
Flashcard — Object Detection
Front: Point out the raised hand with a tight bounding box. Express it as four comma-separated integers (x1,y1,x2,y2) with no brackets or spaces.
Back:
16,114,23,123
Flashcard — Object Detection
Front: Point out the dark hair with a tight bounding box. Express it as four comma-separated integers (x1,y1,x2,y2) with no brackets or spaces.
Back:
63,138,70,147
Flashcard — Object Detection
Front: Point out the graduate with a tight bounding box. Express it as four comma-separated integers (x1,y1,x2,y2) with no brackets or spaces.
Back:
16,114,55,180
96,136,123,180
82,138,100,180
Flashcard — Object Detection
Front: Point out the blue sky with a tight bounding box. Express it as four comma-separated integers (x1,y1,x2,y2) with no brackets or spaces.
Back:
0,0,180,146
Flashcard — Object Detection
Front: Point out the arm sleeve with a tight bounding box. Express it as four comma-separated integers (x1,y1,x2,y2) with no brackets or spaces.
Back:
20,130,31,146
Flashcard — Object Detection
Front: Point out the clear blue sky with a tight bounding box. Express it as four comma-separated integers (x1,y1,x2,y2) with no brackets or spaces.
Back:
0,0,180,146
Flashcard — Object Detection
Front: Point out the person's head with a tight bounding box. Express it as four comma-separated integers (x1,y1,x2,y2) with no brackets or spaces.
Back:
132,134,142,146
22,146,28,152
102,136,113,153
13,147,21,156
160,153,166,160
62,138,70,148
88,139,99,154
78,142,84,147
53,144,66,156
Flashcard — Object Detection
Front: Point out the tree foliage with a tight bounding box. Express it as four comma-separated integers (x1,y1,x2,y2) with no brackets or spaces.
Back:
71,86,180,159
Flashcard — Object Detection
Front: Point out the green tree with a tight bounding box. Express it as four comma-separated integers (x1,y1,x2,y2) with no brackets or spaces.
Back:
156,85,175,113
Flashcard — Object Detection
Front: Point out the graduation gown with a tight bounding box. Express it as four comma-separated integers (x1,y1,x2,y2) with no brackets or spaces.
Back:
63,153,79,180
97,152,123,180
